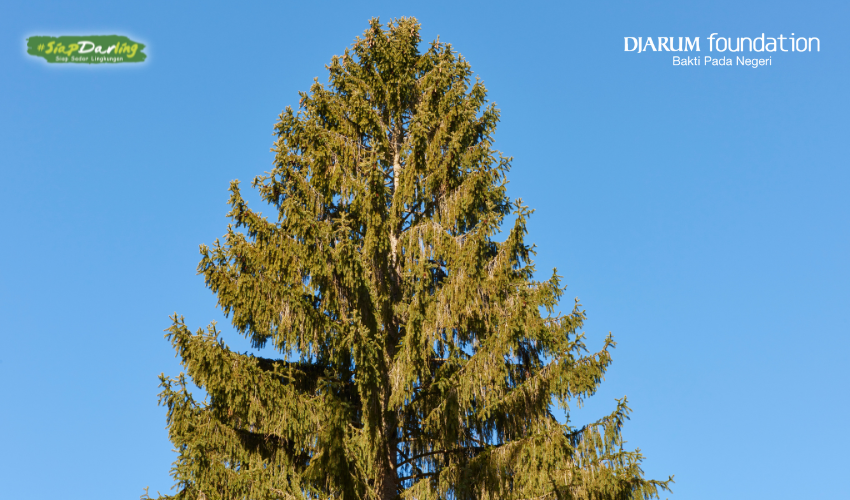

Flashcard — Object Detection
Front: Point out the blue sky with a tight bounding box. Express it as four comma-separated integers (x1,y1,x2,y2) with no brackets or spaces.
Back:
2,1,847,498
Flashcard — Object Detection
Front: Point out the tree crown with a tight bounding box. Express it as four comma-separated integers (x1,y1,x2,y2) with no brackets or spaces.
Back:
155,17,671,500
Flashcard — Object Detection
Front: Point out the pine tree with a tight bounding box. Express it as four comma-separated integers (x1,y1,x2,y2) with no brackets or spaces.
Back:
154,17,672,500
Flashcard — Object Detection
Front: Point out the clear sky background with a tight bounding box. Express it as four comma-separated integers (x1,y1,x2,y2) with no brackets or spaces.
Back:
2,1,847,498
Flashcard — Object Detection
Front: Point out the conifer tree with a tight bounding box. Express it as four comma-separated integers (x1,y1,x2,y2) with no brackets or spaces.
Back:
154,17,672,500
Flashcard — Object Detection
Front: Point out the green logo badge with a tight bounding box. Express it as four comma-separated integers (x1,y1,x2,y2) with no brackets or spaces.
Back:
26,35,147,64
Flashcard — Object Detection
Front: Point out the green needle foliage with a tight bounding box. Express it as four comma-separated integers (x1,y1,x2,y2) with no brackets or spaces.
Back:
154,17,672,500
